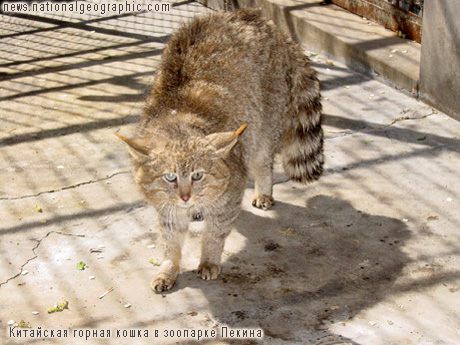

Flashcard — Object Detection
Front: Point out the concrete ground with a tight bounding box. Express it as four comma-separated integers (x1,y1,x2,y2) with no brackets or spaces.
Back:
1,1,459,344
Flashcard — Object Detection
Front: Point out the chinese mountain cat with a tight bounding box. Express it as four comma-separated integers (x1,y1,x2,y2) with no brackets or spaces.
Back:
117,8,323,292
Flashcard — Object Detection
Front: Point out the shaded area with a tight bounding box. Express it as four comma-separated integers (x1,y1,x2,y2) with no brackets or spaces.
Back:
172,196,411,343
0,115,139,146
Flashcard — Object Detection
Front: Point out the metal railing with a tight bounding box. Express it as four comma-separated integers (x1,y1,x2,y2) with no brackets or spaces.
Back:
388,0,424,17
331,0,423,43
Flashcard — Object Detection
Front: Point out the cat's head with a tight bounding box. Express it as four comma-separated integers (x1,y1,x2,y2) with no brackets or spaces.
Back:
116,123,246,212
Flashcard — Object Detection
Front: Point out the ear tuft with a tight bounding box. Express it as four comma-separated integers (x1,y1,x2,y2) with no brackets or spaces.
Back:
115,133,150,158
235,123,247,136
206,123,247,158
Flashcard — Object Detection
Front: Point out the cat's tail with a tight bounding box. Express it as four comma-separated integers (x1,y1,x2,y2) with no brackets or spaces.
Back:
281,47,324,184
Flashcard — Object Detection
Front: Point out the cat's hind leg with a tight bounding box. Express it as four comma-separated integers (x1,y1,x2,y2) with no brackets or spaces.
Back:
250,150,275,210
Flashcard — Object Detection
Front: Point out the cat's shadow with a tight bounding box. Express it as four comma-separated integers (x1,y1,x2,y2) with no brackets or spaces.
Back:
174,194,411,344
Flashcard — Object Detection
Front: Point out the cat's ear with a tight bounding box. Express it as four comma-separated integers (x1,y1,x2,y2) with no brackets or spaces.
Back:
115,133,151,159
206,124,247,158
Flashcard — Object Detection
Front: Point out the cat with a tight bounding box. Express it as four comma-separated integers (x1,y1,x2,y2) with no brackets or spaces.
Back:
116,8,323,292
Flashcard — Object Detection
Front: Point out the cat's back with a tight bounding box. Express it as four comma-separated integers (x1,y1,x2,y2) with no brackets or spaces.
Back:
144,9,294,128
157,9,287,90
167,9,277,57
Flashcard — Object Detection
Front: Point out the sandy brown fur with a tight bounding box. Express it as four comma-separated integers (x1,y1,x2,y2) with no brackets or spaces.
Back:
120,9,323,292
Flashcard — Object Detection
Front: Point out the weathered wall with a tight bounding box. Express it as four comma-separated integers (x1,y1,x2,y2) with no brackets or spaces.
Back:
420,1,460,120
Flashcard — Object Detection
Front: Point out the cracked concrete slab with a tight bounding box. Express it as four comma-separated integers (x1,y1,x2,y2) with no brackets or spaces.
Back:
1,1,460,345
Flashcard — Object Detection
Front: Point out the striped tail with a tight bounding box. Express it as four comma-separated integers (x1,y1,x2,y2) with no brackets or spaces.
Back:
281,50,324,183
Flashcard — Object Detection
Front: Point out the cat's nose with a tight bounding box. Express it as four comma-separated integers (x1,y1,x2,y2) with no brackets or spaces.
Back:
180,194,190,202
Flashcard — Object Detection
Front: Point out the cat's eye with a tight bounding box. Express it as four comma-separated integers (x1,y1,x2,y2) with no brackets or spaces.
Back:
191,171,204,181
164,172,177,182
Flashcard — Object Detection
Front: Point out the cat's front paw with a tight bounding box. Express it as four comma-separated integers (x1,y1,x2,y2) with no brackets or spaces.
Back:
197,262,221,280
151,272,176,292
252,195,274,210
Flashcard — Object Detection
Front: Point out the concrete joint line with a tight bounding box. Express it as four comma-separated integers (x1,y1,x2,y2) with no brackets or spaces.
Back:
327,108,438,141
365,109,437,135
0,170,130,201
0,231,86,288
386,108,438,128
